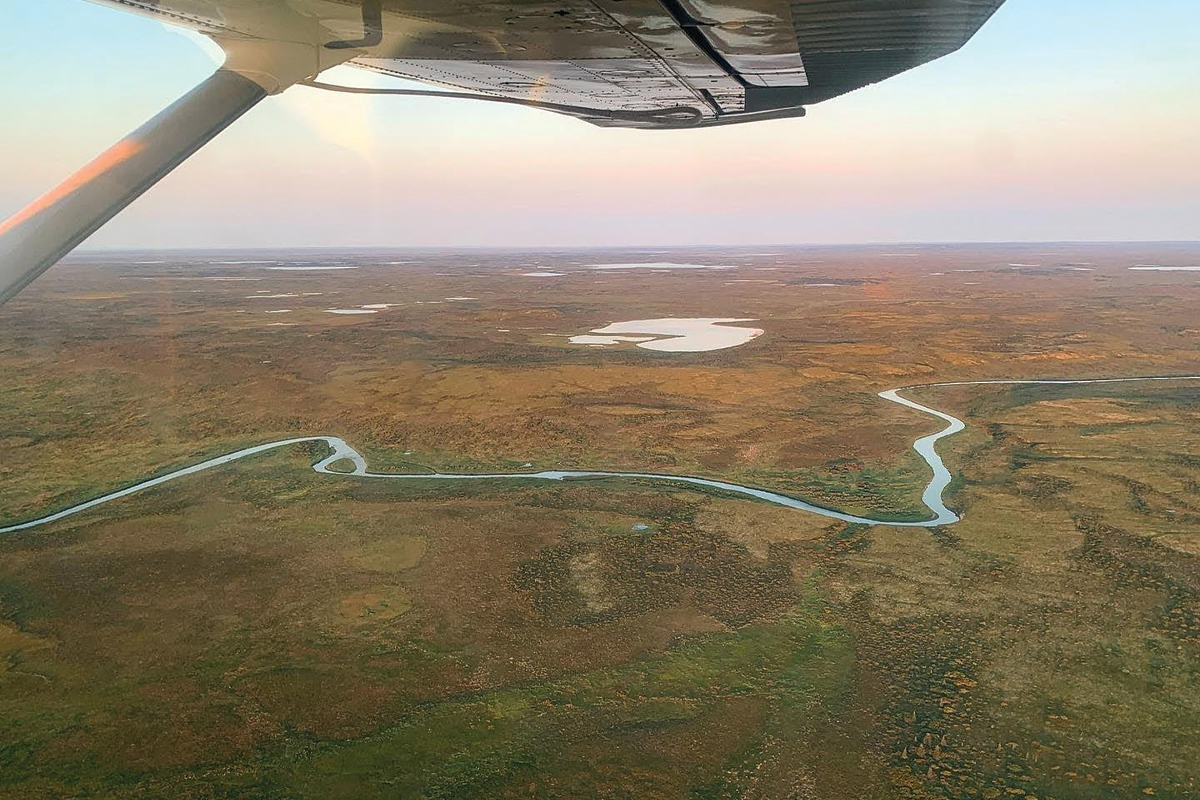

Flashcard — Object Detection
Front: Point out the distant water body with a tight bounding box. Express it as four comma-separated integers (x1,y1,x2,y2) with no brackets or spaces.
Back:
3,376,1198,535
588,263,735,271
568,318,764,352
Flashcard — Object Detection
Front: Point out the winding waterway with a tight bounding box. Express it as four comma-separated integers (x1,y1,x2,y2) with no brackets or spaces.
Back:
3,376,1198,534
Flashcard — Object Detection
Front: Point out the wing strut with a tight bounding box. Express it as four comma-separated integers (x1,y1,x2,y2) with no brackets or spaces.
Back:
0,70,264,304
0,39,353,305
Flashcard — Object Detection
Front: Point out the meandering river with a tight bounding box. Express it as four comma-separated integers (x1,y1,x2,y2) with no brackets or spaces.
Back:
3,376,1197,534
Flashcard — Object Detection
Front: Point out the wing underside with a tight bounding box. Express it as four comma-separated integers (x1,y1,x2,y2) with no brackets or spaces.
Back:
89,0,1005,127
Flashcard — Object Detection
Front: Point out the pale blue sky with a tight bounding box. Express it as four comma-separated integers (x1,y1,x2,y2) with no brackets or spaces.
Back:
1,0,1198,248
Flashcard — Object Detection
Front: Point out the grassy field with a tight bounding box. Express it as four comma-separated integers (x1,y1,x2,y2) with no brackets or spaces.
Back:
1,244,1199,797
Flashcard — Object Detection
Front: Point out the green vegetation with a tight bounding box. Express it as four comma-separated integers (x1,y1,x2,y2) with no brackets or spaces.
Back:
3,246,1200,797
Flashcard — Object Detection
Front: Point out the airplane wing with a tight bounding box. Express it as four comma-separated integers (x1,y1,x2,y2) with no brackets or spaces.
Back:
349,0,1006,126
88,0,1006,127
0,0,1006,302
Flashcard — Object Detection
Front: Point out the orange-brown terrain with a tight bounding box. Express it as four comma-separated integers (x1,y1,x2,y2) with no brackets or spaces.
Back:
1,243,1198,798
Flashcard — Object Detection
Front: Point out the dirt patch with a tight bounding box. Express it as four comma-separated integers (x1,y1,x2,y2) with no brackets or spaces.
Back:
341,535,428,572
335,587,413,625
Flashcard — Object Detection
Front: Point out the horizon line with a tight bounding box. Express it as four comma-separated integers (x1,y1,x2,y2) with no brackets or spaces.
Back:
70,239,1200,255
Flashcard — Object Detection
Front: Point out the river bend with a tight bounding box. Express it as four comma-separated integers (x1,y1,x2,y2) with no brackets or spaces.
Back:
3,376,1197,534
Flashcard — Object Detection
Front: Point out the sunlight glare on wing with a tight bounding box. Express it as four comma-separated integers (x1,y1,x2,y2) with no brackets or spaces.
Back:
160,22,381,160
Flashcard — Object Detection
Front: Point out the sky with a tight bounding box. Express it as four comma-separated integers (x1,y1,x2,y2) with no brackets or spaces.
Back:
1,0,1198,248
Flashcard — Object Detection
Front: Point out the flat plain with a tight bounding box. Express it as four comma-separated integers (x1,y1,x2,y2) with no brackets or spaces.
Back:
1,243,1198,798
